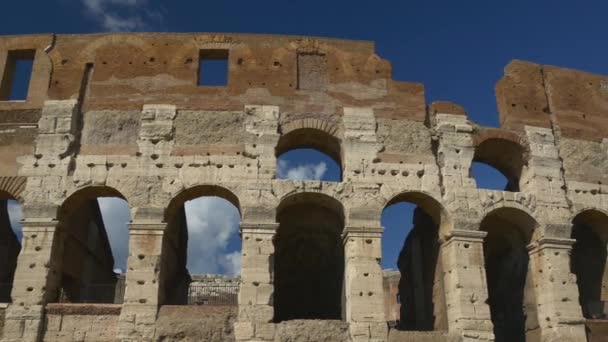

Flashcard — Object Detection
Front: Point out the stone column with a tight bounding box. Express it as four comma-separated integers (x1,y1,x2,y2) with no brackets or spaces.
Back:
526,236,587,342
3,219,63,342
244,105,280,180
441,229,494,341
234,222,277,342
117,222,165,341
342,226,387,342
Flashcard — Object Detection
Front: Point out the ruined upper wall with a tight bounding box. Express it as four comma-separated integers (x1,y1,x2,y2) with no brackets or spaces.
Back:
0,33,425,122
496,59,608,141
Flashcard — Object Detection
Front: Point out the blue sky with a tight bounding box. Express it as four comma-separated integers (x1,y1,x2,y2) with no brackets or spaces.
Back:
3,0,608,272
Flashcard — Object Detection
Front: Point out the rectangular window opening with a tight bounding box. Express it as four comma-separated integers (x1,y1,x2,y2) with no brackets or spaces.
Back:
198,49,229,86
0,50,35,101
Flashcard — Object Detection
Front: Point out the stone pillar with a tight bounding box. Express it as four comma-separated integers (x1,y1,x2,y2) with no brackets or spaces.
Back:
342,107,382,181
526,236,587,342
234,222,277,342
244,105,280,180
3,219,62,342
441,229,494,341
342,226,387,342
117,222,165,341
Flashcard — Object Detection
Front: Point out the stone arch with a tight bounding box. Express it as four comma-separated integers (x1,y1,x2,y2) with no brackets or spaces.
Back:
568,206,608,227
164,184,242,223
569,208,608,319
273,191,345,322
472,128,530,191
382,190,452,235
481,200,537,228
276,120,343,177
55,185,130,304
59,185,127,220
160,184,242,305
480,206,538,342
0,176,26,202
276,190,345,221
279,118,341,138
380,190,450,331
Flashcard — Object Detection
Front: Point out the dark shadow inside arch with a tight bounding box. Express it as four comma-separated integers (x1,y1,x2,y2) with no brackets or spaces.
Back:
273,193,344,321
381,193,447,331
160,186,241,306
481,208,536,342
0,194,22,303
56,187,130,304
473,138,526,192
570,210,608,319
276,128,342,182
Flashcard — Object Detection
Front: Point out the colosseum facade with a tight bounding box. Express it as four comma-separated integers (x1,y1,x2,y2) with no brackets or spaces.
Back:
0,32,606,341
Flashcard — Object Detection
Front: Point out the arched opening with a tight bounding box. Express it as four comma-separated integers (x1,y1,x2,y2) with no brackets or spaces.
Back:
0,192,22,303
276,127,342,182
481,207,537,342
56,187,130,304
570,209,608,319
161,185,241,306
381,192,447,331
273,192,344,322
471,162,509,190
472,137,526,191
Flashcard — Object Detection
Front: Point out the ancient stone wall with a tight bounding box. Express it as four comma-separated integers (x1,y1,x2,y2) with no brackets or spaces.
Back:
0,33,605,342
42,304,121,342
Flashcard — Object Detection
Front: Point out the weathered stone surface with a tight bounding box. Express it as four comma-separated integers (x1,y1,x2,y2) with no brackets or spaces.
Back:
153,306,236,342
274,320,349,342
42,308,120,342
0,32,605,342
174,110,248,146
81,110,141,152
387,330,462,342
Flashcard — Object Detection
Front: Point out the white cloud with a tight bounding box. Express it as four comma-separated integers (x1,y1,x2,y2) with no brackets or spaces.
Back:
98,197,131,273
219,251,241,277
86,196,242,277
81,0,165,32
184,197,241,276
277,159,328,180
